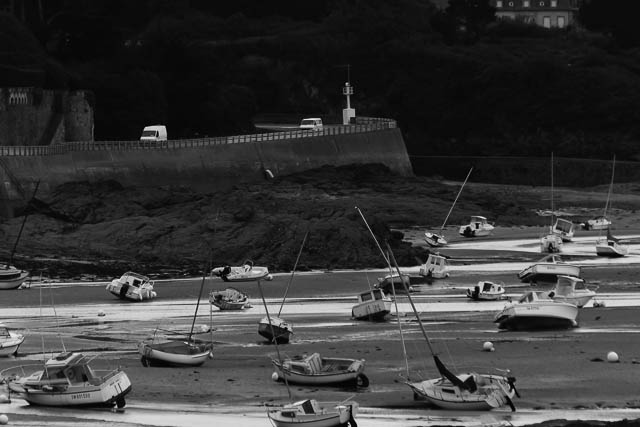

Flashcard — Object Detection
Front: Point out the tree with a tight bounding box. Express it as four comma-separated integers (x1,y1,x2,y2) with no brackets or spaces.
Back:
579,0,640,47
444,0,496,43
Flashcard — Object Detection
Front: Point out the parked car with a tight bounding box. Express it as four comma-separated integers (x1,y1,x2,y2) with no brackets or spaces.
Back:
299,118,323,131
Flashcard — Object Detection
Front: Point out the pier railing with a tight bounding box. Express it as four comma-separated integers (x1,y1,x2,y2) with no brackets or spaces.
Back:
0,117,396,157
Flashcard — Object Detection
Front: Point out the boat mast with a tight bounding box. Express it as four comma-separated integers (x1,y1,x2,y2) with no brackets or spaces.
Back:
439,167,473,234
550,153,554,230
603,155,616,219
188,266,209,343
278,230,308,317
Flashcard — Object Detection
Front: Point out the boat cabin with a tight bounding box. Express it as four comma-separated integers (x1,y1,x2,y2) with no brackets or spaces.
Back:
0,324,12,338
118,272,151,288
517,291,551,304
40,353,97,385
419,253,449,279
553,218,575,241
554,275,585,295
357,289,386,303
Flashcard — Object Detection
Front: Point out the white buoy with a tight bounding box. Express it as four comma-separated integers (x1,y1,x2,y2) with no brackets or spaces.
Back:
607,351,619,363
271,372,280,381
483,341,494,352
0,414,8,425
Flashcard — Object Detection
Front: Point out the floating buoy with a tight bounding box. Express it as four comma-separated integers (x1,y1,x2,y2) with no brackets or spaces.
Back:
0,414,8,425
607,351,619,363
97,310,106,317
271,372,280,381
483,341,494,352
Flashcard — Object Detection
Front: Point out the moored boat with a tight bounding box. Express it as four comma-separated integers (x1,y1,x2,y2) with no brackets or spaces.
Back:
138,340,213,367
2,352,131,408
552,218,575,242
419,253,449,279
376,272,414,293
595,156,628,258
106,271,157,301
211,260,272,282
459,216,494,238
352,288,392,321
209,287,250,310
582,215,611,231
517,254,581,284
258,316,292,344
266,399,358,427
466,281,506,301
272,352,368,387
0,323,24,357
494,290,578,330
0,264,30,290
543,275,597,308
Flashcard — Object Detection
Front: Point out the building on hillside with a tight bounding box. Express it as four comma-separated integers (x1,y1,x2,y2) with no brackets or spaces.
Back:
491,0,580,28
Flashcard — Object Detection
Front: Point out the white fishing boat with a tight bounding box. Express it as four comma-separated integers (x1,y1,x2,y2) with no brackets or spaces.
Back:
209,287,250,310
272,352,368,387
582,215,611,231
543,275,597,308
517,254,581,284
376,272,414,293
352,288,392,321
258,316,292,344
466,281,506,301
425,168,473,247
266,399,359,427
0,264,30,290
418,253,449,279
139,271,214,367
459,215,494,238
105,271,157,301
211,260,272,282
552,218,575,242
595,156,628,257
0,323,24,357
2,352,131,408
494,290,578,330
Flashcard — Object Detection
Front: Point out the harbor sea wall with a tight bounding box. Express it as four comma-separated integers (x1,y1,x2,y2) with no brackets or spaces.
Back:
0,126,412,216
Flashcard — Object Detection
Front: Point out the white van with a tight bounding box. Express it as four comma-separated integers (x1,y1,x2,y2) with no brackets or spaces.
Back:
299,118,323,131
140,125,167,142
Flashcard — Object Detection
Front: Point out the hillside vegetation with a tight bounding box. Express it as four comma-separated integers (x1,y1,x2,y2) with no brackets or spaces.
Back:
2,0,640,162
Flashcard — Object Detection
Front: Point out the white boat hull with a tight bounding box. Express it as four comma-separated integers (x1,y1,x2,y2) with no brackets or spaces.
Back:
407,374,516,411
518,263,581,283
351,299,392,321
273,356,367,386
540,234,563,253
0,271,30,290
494,301,578,330
9,371,131,408
0,334,24,357
267,401,357,427
424,232,447,247
596,240,628,257
106,284,156,301
139,341,213,367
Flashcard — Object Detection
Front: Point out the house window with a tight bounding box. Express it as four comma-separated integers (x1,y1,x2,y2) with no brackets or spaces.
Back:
524,0,529,6
496,0,503,6
558,16,565,27
543,16,551,28
551,0,557,6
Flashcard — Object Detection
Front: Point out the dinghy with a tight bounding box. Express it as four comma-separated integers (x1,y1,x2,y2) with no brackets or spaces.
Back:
209,287,250,310
466,281,506,301
425,168,472,247
267,399,358,427
494,290,578,330
211,260,272,282
517,254,581,284
352,288,392,321
272,352,368,387
0,323,24,356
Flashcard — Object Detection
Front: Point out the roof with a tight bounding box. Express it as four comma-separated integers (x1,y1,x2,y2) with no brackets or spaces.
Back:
45,352,87,368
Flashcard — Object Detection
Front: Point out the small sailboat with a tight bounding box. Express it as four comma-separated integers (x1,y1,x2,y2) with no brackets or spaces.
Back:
352,288,392,321
596,156,628,257
582,215,611,231
418,252,450,279
494,290,578,330
424,168,473,247
0,323,24,356
211,260,272,282
139,269,213,367
466,281,506,301
376,272,414,293
272,352,368,387
259,233,307,344
2,352,131,408
540,153,563,253
106,271,157,301
543,275,597,308
209,287,250,310
459,215,494,238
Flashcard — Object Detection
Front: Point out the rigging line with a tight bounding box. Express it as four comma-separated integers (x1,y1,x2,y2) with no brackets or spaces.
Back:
278,230,309,317
188,264,209,343
386,250,409,379
439,167,473,233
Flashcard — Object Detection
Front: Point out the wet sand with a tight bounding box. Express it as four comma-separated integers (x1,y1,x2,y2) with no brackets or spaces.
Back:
1,227,640,426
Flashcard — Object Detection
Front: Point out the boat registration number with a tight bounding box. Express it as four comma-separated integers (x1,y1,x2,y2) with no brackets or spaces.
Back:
72,393,91,400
